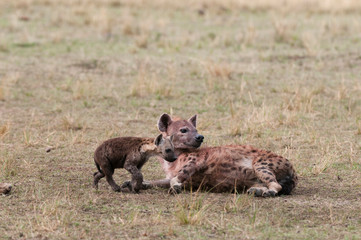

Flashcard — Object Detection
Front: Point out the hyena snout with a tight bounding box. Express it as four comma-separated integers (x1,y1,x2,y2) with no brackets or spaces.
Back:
195,134,204,143
164,150,178,162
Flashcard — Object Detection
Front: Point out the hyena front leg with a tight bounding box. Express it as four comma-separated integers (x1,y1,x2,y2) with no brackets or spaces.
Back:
124,164,143,193
252,157,282,197
145,179,171,189
169,160,205,194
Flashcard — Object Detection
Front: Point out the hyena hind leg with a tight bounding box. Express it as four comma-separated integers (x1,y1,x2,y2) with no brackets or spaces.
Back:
93,172,105,189
101,167,121,192
247,183,269,197
248,182,280,197
253,158,282,196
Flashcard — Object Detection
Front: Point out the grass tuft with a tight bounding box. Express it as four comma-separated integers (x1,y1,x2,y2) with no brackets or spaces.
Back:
174,193,209,225
301,32,320,57
224,193,253,213
129,64,173,98
356,117,361,135
0,151,17,179
311,145,335,175
0,123,11,140
273,19,294,44
60,115,84,131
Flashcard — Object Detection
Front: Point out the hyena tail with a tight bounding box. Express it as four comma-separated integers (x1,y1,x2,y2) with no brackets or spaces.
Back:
278,173,298,195
93,161,103,176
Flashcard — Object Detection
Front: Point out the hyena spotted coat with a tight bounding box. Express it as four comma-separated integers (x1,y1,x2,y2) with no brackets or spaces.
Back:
149,114,298,197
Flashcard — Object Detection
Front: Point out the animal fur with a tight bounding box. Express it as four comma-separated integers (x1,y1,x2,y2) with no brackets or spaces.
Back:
93,134,176,193
149,114,298,197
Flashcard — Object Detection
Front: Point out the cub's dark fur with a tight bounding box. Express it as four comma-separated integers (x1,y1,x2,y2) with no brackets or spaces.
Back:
93,134,176,193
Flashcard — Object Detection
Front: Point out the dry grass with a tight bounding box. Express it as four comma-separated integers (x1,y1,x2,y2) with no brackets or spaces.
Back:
174,193,209,225
0,151,17,179
1,0,361,239
0,72,20,101
273,19,294,44
129,63,173,98
0,122,11,140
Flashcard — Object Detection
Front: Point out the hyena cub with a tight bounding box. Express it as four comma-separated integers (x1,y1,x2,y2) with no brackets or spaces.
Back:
93,134,177,193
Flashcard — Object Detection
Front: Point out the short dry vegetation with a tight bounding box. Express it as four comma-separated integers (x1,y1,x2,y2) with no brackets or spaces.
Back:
1,0,361,239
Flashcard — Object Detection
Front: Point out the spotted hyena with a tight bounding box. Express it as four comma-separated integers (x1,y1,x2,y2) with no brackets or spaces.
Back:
149,113,298,197
93,134,177,193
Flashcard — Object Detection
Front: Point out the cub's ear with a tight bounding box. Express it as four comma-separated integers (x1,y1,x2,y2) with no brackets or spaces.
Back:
154,134,163,146
169,134,174,142
188,114,197,128
158,113,172,132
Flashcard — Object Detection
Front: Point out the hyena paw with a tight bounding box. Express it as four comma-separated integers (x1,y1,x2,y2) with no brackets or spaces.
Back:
141,181,152,190
112,184,121,192
247,187,264,197
169,177,182,194
262,190,277,198
168,185,182,195
121,181,132,190
131,181,144,193
121,181,143,193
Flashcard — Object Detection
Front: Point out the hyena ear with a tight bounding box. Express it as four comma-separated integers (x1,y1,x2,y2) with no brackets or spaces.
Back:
154,134,163,146
188,114,197,128
169,134,174,142
158,113,172,132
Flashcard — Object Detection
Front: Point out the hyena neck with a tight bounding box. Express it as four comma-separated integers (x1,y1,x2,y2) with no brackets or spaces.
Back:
174,147,196,156
140,142,158,156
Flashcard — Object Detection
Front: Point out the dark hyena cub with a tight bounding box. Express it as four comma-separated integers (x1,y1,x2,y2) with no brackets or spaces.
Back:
93,134,177,193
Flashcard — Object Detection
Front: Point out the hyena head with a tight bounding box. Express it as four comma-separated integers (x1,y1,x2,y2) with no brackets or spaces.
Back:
157,113,204,150
154,134,178,162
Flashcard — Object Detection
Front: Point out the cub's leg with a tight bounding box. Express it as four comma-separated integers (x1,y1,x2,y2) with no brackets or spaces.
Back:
124,164,143,193
101,165,121,192
252,157,282,197
93,171,105,189
93,158,117,191
93,160,105,189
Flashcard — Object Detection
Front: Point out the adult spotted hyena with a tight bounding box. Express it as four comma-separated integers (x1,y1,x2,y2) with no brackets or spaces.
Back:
149,114,298,197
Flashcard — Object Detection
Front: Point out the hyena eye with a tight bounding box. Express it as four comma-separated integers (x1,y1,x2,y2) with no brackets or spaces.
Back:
180,128,188,133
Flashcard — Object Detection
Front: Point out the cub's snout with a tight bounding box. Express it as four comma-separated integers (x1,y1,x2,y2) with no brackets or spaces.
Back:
155,134,177,162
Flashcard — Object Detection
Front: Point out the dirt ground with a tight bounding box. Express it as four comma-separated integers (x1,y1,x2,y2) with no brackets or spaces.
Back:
1,0,361,239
